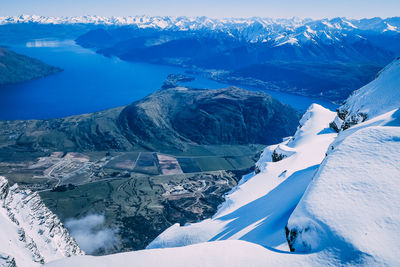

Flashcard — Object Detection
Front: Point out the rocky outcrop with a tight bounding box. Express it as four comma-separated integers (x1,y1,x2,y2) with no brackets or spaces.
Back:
0,176,83,265
0,252,16,267
271,150,287,162
285,220,325,253
334,105,368,131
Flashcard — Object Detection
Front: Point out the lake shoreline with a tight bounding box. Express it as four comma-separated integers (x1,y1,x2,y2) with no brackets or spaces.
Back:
0,39,337,120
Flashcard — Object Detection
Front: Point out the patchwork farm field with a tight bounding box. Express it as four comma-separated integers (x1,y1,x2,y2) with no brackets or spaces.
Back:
0,144,263,254
40,169,241,253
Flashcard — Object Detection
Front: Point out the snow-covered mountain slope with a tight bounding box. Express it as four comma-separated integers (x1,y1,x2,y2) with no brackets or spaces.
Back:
286,125,400,265
1,15,399,45
0,176,83,266
285,58,400,264
336,58,400,130
146,104,336,250
45,58,400,267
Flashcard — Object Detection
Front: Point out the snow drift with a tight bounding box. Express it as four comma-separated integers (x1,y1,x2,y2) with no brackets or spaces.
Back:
146,103,337,250
286,125,400,265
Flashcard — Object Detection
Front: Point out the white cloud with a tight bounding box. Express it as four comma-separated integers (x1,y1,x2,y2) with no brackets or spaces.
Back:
65,214,118,254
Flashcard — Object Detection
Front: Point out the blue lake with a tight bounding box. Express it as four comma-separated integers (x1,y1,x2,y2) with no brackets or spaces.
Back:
0,40,337,120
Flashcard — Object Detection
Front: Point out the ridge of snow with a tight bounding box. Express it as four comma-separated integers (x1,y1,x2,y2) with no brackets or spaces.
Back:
146,104,336,250
44,58,400,266
285,58,400,265
338,58,400,129
287,124,400,265
45,239,342,267
45,109,400,267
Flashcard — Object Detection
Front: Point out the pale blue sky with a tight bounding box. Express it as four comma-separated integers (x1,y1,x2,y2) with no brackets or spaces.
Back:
0,0,399,19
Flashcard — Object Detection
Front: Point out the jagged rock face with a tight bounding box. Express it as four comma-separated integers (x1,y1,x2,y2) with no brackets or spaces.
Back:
329,116,343,133
118,87,301,151
0,176,83,265
335,105,368,131
271,150,286,162
0,252,16,267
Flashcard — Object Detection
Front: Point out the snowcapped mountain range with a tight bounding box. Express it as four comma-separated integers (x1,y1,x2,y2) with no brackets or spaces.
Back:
1,14,400,265
1,15,399,45
43,58,400,266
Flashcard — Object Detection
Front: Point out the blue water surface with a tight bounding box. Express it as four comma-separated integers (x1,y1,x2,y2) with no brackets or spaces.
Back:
0,39,337,120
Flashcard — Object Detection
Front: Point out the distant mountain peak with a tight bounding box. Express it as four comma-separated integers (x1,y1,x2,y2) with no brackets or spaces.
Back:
1,15,399,47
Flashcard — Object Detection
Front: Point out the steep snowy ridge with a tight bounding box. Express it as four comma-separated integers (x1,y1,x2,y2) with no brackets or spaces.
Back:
284,57,400,265
0,176,83,267
0,15,399,45
336,58,400,130
146,104,336,250
286,125,400,265
44,57,400,267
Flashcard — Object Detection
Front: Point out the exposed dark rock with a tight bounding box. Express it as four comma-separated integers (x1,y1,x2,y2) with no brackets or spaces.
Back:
0,252,16,267
285,225,295,252
329,121,340,133
271,150,286,162
336,103,368,131
341,112,368,130
285,225,312,253
337,108,348,121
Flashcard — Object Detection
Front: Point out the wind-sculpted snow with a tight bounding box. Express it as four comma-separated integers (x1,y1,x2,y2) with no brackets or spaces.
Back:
287,125,400,265
285,59,400,264
45,58,400,266
45,240,341,267
0,176,83,267
146,104,336,250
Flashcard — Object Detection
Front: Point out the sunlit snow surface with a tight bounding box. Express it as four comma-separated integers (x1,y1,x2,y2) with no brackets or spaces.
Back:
288,124,400,265
340,59,400,121
43,58,400,266
146,104,337,250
